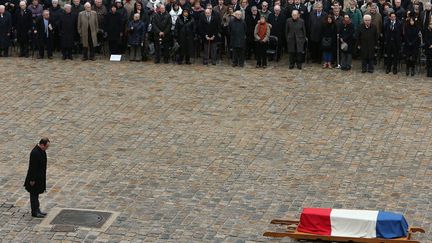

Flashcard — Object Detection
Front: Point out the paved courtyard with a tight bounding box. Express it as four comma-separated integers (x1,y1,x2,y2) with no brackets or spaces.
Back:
0,57,431,243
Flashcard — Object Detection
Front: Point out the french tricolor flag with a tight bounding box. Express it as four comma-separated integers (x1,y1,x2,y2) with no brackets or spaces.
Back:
297,208,409,239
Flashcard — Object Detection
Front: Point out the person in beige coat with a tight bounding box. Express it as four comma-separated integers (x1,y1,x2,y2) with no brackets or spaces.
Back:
77,2,98,60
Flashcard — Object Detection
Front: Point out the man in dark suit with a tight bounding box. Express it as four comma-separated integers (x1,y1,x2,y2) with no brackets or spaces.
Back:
199,8,220,65
0,5,12,57
152,4,171,63
34,9,53,58
268,5,286,61
24,138,50,218
383,12,402,74
308,2,327,63
14,1,33,57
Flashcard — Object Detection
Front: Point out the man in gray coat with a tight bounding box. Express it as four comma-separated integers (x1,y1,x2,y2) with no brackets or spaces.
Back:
285,10,307,69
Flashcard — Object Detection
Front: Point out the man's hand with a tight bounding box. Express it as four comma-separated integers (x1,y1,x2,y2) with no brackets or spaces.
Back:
30,181,35,186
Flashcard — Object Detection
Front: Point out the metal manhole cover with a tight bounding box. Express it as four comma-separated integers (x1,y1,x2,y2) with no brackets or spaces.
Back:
50,209,112,228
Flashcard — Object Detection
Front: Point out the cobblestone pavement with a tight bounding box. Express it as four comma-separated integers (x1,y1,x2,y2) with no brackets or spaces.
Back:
0,57,431,243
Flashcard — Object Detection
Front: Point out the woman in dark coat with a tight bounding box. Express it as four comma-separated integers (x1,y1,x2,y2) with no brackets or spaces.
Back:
59,4,76,60
424,21,432,77
339,14,355,70
127,13,146,61
403,17,421,76
175,8,195,64
105,5,125,54
321,14,337,68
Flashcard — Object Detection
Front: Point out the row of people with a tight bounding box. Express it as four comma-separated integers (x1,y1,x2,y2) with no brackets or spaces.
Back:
0,0,431,75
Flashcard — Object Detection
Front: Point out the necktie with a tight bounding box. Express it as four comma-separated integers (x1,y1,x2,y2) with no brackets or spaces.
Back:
391,21,394,30
207,17,210,22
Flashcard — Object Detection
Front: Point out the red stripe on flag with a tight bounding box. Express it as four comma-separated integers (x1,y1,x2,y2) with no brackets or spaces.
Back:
297,208,332,235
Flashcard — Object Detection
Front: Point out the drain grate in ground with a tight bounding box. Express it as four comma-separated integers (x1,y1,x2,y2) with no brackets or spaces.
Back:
38,208,119,232
50,209,112,228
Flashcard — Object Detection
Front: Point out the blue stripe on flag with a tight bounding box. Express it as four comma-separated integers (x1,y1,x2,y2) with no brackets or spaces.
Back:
376,211,409,239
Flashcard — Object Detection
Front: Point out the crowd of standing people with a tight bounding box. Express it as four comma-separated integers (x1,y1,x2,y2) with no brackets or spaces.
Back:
0,0,431,76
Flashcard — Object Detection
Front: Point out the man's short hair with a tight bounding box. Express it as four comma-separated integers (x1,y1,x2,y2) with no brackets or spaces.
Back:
39,138,50,146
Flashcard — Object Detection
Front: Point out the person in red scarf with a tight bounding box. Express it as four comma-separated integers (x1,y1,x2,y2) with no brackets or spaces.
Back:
254,15,270,68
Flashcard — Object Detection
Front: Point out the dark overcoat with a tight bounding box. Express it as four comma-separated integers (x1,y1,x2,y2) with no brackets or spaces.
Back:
24,145,47,194
285,17,306,53
357,23,378,59
228,18,246,48
14,9,33,43
127,20,146,46
339,22,355,53
105,11,124,42
151,12,172,40
403,24,420,60
175,15,195,56
424,28,432,57
0,11,12,48
59,12,76,48
198,15,220,41
35,16,54,45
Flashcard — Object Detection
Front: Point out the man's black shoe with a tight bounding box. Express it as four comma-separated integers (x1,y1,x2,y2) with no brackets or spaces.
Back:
38,210,47,216
289,64,294,69
32,212,45,218
361,69,367,73
393,68,397,74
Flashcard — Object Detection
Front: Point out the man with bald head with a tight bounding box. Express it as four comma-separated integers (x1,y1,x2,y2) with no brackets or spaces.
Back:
357,14,378,73
0,5,12,57
151,4,172,63
229,10,246,67
199,8,219,65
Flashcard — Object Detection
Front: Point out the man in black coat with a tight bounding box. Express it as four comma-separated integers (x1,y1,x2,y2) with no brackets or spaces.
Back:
229,10,246,67
383,12,402,74
14,1,32,57
0,5,12,57
104,5,124,55
48,0,63,51
245,6,259,59
357,14,378,73
35,10,53,58
24,138,50,218
59,4,76,59
152,4,171,63
268,5,285,61
308,2,327,63
199,8,219,65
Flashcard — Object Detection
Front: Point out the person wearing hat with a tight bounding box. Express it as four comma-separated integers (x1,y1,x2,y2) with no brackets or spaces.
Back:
175,7,195,64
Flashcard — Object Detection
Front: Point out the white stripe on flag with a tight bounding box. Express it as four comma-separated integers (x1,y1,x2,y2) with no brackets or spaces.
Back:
330,209,379,238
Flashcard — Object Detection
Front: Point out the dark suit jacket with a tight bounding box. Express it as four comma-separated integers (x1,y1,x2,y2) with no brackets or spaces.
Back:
24,145,47,194
199,15,220,41
35,16,53,42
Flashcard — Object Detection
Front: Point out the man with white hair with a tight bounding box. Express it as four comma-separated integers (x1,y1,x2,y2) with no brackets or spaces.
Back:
268,5,286,61
357,14,378,73
59,4,76,59
285,9,307,69
0,5,12,57
77,2,98,60
48,0,63,51
228,10,246,67
15,1,32,57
